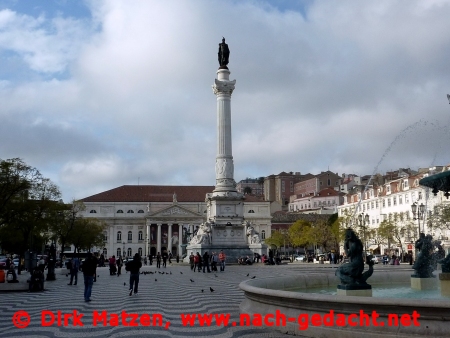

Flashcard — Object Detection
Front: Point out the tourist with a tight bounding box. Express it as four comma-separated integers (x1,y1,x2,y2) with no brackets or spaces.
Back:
168,251,173,264
82,253,96,302
195,252,202,272
109,255,116,275
68,257,80,285
219,250,226,272
116,256,123,276
28,266,44,292
202,251,211,273
126,253,142,296
149,254,153,265
93,254,98,282
144,257,147,265
156,252,161,268
162,251,168,268
38,256,46,272
189,253,195,270
210,252,219,271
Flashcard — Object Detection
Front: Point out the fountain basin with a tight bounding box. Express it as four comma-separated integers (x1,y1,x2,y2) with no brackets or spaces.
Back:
239,270,450,337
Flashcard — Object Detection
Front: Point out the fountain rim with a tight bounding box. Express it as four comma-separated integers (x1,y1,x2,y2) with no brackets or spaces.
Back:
239,272,450,309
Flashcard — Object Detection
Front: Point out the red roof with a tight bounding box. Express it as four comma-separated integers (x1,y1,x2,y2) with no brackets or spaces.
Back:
81,185,215,203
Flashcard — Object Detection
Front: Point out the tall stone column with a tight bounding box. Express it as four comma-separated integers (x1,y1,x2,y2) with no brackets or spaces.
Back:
212,69,237,195
168,223,173,254
157,223,162,254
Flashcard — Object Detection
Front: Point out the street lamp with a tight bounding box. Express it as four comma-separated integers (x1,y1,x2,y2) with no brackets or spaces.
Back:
358,213,370,256
411,202,425,235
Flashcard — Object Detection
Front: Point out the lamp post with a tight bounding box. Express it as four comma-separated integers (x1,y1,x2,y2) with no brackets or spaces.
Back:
358,213,370,256
411,202,425,236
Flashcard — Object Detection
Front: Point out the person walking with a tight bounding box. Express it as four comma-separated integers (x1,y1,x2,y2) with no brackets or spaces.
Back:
219,250,226,272
168,251,173,265
210,252,218,272
149,254,153,266
68,257,80,285
93,254,98,282
162,251,168,268
109,255,116,275
82,253,96,302
116,256,123,276
156,252,161,269
189,252,195,270
202,251,211,273
126,253,142,296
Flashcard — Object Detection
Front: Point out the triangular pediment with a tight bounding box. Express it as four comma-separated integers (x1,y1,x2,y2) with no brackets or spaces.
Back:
149,205,202,218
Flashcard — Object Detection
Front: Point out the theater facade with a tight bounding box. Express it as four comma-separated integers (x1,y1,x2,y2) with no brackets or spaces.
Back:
81,185,271,259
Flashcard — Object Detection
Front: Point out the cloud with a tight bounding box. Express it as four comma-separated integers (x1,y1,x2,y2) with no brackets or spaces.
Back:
1,0,450,201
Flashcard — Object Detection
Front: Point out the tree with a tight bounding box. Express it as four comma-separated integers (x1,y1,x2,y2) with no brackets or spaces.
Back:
0,158,61,273
69,218,106,254
258,177,264,195
288,220,312,253
243,186,252,195
265,230,288,250
429,203,450,231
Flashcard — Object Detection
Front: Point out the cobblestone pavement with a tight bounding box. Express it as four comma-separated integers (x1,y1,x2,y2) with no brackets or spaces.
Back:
0,263,412,338
0,264,308,338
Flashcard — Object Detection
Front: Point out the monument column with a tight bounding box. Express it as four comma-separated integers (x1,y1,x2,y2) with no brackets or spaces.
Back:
212,67,236,195
157,223,162,254
168,223,173,254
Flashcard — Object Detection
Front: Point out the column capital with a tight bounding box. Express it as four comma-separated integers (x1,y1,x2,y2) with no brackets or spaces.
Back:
212,78,236,96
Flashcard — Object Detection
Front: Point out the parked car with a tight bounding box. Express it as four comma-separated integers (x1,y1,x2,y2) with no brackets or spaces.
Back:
0,258,7,269
295,255,305,262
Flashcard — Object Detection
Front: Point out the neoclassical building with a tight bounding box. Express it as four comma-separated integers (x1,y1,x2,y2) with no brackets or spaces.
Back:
81,185,271,259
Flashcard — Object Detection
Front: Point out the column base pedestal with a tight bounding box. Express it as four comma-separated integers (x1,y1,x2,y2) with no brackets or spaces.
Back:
337,284,372,297
411,276,437,290
439,273,450,296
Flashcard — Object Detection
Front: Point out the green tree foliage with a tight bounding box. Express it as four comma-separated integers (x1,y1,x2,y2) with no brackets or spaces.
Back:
0,158,61,273
264,230,287,248
430,203,450,231
288,220,312,249
243,186,252,195
69,217,106,254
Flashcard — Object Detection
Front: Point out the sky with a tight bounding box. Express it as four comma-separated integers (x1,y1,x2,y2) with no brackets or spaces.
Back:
1,0,450,202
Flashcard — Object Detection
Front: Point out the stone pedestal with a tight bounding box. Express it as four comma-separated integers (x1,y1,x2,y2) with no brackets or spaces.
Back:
411,276,437,290
337,284,372,297
439,273,450,296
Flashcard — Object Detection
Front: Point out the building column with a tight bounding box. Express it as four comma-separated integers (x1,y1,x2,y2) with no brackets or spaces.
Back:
157,223,162,254
190,224,194,236
168,223,173,254
178,225,184,256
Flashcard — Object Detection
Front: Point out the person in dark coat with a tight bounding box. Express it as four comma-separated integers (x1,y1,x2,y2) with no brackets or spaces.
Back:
156,252,161,268
162,252,168,268
82,253,96,302
202,251,211,273
126,253,142,296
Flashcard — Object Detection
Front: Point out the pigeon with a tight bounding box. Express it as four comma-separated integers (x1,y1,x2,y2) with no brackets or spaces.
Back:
66,274,68,277
124,282,126,286
97,275,99,277
215,274,218,277
201,289,204,293
190,279,194,282
251,276,256,279
170,271,172,275
246,273,249,276
210,287,215,292
155,279,157,281
180,272,183,274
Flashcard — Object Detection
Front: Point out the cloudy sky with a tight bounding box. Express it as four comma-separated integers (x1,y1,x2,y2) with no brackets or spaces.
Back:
1,0,450,202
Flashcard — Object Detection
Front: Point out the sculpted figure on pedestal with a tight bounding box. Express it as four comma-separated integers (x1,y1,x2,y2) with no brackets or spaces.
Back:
189,221,213,245
245,222,261,244
218,37,230,67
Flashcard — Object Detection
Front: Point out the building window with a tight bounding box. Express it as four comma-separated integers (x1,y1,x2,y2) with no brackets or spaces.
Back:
128,231,132,242
117,248,121,257
138,231,143,241
327,179,331,186
103,248,107,256
281,181,285,192
138,247,143,256
127,248,132,257
127,210,134,213
382,200,385,207
90,210,97,213
405,194,409,203
117,231,122,242
388,199,391,207
117,210,123,213
290,181,293,192
248,210,255,213
376,201,379,208
261,230,266,240
138,210,144,213
103,231,108,242
393,197,397,206
399,196,403,204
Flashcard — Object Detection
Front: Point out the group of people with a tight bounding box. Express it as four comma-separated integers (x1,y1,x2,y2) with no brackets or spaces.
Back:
189,251,226,272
